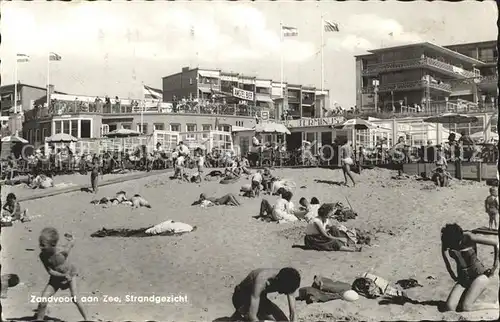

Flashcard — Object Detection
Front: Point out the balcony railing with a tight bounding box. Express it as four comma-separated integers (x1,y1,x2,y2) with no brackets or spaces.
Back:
362,57,476,78
23,99,267,121
302,98,315,105
362,80,452,94
480,75,497,84
354,100,496,119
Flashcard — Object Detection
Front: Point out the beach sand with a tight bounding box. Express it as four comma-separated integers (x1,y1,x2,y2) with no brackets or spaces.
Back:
1,168,498,321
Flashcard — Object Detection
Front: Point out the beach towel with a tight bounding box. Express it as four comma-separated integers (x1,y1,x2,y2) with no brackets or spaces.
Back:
296,287,343,304
145,220,194,235
91,224,196,238
312,276,352,294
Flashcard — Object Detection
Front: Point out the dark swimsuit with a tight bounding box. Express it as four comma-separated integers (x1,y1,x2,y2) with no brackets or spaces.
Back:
448,236,487,287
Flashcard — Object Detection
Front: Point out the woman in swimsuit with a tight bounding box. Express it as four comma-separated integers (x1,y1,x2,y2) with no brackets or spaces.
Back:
339,138,355,187
441,223,499,312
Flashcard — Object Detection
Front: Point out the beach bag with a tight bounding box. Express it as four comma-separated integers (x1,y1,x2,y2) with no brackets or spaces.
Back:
351,277,382,299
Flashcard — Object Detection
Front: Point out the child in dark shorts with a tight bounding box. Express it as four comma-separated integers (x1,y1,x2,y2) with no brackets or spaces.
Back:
37,227,87,321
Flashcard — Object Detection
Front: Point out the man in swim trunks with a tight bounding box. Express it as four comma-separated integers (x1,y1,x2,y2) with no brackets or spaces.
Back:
230,267,300,322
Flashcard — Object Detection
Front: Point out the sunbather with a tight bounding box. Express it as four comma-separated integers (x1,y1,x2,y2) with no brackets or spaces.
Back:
192,193,241,207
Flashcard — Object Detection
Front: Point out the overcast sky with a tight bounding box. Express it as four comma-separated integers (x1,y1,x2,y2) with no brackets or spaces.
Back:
1,1,496,108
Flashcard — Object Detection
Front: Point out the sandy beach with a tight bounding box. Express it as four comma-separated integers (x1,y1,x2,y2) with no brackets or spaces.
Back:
1,168,498,321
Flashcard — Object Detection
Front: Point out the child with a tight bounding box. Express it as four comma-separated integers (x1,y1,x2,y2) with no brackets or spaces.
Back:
90,157,101,194
485,187,499,229
196,148,205,183
2,193,30,223
37,228,87,321
251,170,263,197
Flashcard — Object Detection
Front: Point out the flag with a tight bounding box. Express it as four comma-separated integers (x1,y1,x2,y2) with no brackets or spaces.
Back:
282,26,298,37
49,52,62,61
324,20,339,32
16,53,30,62
143,85,163,100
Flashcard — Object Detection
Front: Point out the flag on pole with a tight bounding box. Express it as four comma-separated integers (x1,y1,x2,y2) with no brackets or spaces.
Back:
282,26,298,37
324,20,339,32
49,52,62,61
16,54,30,62
143,85,163,100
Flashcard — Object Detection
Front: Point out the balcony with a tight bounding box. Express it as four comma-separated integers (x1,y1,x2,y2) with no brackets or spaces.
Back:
302,98,315,105
362,57,476,78
361,80,452,94
354,100,495,119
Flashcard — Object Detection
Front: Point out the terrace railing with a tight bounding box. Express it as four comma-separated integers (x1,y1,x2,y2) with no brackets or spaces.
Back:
362,57,476,78
362,80,452,94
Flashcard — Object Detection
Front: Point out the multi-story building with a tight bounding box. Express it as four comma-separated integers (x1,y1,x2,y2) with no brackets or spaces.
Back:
355,41,497,115
162,67,329,120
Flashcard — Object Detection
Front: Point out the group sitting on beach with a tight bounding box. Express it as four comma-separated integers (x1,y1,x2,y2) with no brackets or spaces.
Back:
1,193,31,225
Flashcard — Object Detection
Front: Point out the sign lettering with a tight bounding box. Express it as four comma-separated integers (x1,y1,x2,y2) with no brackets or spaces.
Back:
232,87,254,101
285,116,345,128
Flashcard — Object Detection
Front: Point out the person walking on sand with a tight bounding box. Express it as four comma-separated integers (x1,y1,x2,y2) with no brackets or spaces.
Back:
441,223,499,312
485,187,499,230
90,156,101,194
339,138,355,187
230,267,300,322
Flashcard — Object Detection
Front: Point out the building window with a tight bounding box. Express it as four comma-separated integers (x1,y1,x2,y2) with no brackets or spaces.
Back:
122,123,132,130
217,125,231,132
42,128,48,140
55,121,62,134
186,124,196,132
35,129,40,142
202,124,211,131
28,129,33,143
109,124,117,132
154,123,165,131
137,123,148,134
62,120,70,134
170,124,180,132
101,124,109,136
71,120,78,138
81,120,91,138
189,78,193,85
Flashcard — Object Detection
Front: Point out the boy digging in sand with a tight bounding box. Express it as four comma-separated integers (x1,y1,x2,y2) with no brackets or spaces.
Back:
485,187,499,229
230,267,300,322
36,228,87,321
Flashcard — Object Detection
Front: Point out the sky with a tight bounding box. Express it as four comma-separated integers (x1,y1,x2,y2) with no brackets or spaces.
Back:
1,1,497,108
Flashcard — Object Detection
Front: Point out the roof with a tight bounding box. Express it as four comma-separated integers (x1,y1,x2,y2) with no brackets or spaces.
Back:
444,40,496,49
369,42,485,66
0,83,66,94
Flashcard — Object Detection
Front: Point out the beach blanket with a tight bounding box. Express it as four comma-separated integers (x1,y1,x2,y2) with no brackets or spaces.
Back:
145,220,194,235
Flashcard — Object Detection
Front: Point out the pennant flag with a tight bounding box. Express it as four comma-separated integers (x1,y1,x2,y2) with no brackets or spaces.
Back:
49,52,62,61
143,85,163,100
282,26,298,37
16,53,30,63
324,20,339,32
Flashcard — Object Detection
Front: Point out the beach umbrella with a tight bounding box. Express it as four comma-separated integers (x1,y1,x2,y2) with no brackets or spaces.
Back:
332,118,378,130
423,113,478,124
104,128,141,138
254,122,291,135
470,131,498,141
1,134,28,143
46,133,78,143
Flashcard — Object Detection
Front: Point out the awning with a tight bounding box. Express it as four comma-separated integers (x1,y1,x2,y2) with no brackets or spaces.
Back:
199,88,212,94
232,126,254,132
255,95,273,103
198,70,220,78
450,90,473,96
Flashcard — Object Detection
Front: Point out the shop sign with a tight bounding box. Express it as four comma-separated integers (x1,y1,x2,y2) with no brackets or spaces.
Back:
286,116,345,128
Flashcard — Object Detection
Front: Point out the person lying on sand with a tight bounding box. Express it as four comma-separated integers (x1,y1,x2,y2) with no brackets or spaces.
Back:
1,193,30,223
130,194,151,208
255,188,299,223
304,203,362,252
36,228,87,321
441,223,499,312
192,193,241,207
230,267,300,322
28,174,54,189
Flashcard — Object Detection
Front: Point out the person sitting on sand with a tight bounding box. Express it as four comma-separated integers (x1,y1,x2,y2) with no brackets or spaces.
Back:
432,167,451,187
192,193,241,207
304,203,361,252
1,193,30,223
297,197,321,222
36,228,87,321
240,156,251,175
261,168,275,193
230,267,300,322
29,174,54,189
255,188,299,223
485,187,499,230
251,170,263,197
441,223,499,312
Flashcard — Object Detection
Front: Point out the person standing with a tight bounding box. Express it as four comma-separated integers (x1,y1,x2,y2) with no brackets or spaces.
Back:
90,156,101,194
339,139,356,187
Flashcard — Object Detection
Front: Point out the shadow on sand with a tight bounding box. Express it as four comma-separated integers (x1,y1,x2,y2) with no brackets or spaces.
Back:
80,187,93,193
6,315,64,321
314,179,345,186
378,297,447,312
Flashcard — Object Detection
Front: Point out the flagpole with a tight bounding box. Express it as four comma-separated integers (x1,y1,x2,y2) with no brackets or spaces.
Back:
321,14,325,92
14,56,18,114
141,82,144,134
47,53,50,109
280,22,284,98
